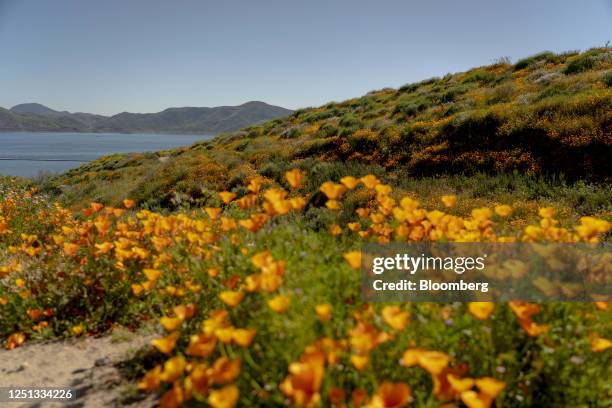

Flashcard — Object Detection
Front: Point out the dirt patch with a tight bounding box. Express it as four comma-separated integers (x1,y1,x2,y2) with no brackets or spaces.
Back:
0,333,158,407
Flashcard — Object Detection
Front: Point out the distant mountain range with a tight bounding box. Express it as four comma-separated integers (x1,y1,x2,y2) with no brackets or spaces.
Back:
0,101,293,134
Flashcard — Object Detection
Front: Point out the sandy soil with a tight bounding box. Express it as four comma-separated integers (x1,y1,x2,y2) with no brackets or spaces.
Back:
0,333,158,408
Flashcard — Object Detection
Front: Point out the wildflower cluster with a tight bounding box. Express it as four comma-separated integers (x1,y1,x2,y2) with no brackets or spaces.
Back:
1,172,610,407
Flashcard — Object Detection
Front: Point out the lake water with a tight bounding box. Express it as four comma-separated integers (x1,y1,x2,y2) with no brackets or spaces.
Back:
0,131,214,178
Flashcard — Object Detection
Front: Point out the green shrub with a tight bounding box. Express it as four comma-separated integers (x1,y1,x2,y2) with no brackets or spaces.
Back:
398,82,419,93
280,126,303,139
564,53,596,74
486,83,515,104
536,82,569,100
604,71,612,87
393,95,433,117
247,128,262,138
394,101,419,116
565,58,595,75
318,122,338,138
338,125,360,138
514,51,556,70
303,110,335,123
339,114,361,128
462,69,496,84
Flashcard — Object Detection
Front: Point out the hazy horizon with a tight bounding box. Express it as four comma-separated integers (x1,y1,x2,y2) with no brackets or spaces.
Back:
1,0,611,116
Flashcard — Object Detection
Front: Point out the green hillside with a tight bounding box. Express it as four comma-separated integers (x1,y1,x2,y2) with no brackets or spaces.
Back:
0,107,86,131
48,48,611,214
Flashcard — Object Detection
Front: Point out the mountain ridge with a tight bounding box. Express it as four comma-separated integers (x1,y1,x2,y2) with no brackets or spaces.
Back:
1,101,293,134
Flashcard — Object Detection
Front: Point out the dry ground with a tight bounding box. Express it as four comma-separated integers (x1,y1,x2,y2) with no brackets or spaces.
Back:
0,332,158,408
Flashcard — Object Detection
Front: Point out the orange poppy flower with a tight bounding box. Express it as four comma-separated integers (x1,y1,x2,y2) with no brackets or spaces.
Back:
494,205,512,217
72,324,85,336
418,351,451,375
151,331,180,354
189,363,210,395
94,242,114,255
343,251,361,270
219,291,245,308
6,332,26,350
220,217,237,231
208,384,239,408
475,377,505,399
160,316,183,331
290,196,307,210
205,207,222,219
131,283,144,296
315,304,332,321
538,207,556,218
63,242,80,256
247,177,265,193
231,328,256,347
329,224,342,236
160,381,185,408
280,352,325,407
219,191,237,204
320,182,347,200
143,268,161,281
461,390,490,408
471,207,493,221
589,333,612,352
369,381,412,408
173,303,197,320
447,374,475,393
340,176,359,190
375,184,392,196
138,365,162,391
90,202,104,212
381,306,410,331
468,302,495,320
350,354,369,371
186,333,217,357
209,357,241,384
268,295,291,313
326,200,340,210
236,194,257,209
285,169,305,189
360,174,380,189
441,195,457,208
399,196,420,211
160,355,186,383
27,308,42,320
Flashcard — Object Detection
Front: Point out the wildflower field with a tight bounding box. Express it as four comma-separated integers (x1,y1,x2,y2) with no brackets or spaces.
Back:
1,169,610,407
2,48,612,407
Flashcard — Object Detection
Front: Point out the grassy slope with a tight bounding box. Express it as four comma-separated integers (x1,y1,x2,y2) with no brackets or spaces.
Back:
48,48,611,219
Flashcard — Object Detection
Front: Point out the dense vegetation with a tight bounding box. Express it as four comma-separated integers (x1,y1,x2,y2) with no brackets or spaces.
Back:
2,174,611,407
1,48,611,407
46,48,612,213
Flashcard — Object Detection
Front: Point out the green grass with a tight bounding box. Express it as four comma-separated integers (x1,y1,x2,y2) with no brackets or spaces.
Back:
39,47,611,211
2,184,610,405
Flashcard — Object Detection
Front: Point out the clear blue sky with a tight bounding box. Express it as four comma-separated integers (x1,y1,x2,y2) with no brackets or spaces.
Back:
1,0,610,115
